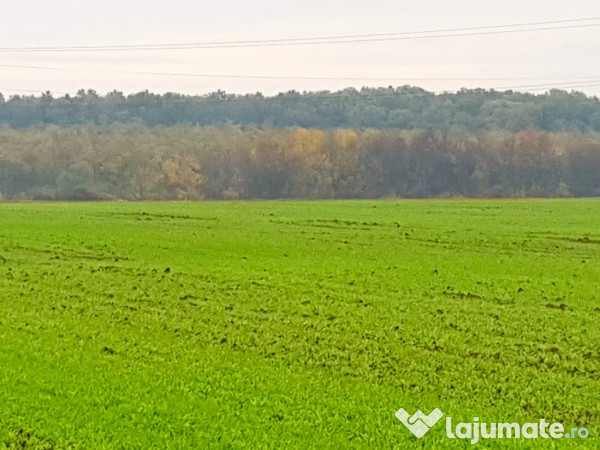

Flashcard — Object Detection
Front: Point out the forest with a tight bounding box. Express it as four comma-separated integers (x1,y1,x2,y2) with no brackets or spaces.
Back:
0,124,599,200
1,87,600,200
1,87,600,131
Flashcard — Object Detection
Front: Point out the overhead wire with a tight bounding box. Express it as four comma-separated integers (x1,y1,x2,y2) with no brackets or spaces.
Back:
2,80,599,111
1,63,599,85
0,16,599,52
1,16,599,98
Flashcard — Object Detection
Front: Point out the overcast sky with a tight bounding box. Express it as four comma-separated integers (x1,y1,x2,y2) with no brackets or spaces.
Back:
2,0,600,97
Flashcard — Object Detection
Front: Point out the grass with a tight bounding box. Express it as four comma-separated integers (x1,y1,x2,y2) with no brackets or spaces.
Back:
0,199,598,448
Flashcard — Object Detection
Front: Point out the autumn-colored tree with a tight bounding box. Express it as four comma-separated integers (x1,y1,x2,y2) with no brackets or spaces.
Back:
0,124,599,200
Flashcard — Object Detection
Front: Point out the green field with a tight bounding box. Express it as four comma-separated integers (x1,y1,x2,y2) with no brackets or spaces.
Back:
0,200,598,448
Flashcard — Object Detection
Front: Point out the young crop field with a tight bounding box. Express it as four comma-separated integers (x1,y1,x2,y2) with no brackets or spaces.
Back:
0,200,598,448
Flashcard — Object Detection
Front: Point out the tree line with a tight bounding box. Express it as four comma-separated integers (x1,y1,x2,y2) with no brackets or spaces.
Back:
1,87,599,132
0,125,599,201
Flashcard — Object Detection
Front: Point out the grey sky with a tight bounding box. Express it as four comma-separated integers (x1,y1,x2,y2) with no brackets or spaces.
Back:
2,0,600,96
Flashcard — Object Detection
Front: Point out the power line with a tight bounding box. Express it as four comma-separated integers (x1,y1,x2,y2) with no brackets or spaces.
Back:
2,79,599,104
1,63,599,84
0,88,57,94
0,17,599,52
1,81,598,110
161,23,600,50
526,82,600,92
494,79,600,90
